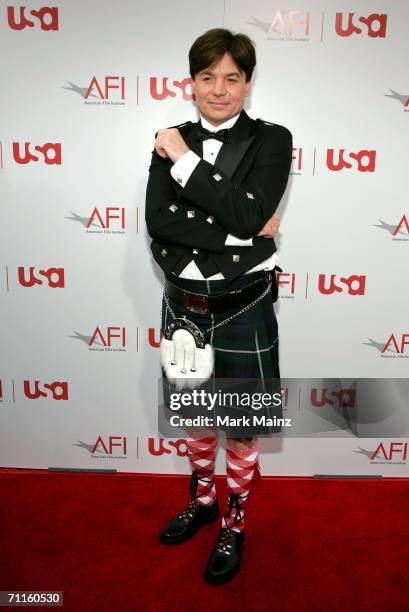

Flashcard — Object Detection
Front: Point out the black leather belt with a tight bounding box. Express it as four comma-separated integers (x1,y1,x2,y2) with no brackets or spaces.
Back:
164,271,272,315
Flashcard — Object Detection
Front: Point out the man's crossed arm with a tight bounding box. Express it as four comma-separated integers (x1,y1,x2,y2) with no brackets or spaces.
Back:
145,127,290,248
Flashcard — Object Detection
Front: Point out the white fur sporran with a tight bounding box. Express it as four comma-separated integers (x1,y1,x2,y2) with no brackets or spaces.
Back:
160,316,214,391
160,273,273,391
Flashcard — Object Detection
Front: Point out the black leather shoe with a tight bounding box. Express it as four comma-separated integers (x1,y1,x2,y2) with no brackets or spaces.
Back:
204,493,246,585
159,469,218,545
204,526,245,585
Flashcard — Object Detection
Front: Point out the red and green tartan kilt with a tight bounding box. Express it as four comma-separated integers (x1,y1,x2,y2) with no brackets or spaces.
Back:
160,270,283,437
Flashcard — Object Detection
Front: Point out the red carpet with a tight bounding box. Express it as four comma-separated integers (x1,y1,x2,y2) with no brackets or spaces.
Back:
1,469,408,611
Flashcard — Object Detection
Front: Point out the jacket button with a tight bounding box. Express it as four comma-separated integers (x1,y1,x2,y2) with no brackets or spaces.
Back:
232,254,240,262
161,248,167,257
246,192,254,199
206,215,214,224
187,210,195,218
169,204,178,212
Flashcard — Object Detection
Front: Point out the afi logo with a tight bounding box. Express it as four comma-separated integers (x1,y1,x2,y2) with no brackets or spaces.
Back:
277,272,296,298
384,89,409,109
291,147,302,173
89,327,126,348
310,387,356,408
382,334,409,355
87,207,126,230
24,380,68,400
85,76,125,100
335,13,387,38
91,436,127,455
371,442,407,461
318,274,366,296
393,214,409,236
7,5,59,30
148,438,188,457
327,149,376,172
13,142,61,165
18,267,65,288
267,11,310,37
148,328,162,348
150,77,193,101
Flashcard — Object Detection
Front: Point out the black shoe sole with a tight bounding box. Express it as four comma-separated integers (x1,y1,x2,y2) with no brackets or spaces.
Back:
204,561,241,585
159,505,219,545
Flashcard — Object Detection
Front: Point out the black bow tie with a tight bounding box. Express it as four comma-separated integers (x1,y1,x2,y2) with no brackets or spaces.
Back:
196,126,231,144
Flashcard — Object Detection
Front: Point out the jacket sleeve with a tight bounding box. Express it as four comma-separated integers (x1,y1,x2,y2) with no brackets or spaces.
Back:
179,126,293,240
145,146,228,253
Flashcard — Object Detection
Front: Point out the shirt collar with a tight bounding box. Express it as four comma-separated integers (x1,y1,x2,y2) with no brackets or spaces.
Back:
200,111,241,132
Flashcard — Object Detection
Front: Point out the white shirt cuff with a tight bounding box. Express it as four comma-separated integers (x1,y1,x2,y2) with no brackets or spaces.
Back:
170,150,201,187
225,234,253,246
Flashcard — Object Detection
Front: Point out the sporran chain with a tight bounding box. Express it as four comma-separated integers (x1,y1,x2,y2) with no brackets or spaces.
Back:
162,273,272,335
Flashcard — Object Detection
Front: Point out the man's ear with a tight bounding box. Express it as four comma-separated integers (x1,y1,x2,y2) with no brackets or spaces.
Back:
245,79,252,97
190,77,197,102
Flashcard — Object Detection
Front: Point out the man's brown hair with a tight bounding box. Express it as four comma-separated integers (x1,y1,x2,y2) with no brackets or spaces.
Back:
189,28,256,82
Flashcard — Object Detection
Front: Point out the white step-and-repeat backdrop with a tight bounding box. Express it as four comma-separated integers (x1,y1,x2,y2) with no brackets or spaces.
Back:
1,1,408,476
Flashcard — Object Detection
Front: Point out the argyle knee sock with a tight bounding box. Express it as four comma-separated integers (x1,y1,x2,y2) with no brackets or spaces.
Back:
222,438,260,532
185,431,218,506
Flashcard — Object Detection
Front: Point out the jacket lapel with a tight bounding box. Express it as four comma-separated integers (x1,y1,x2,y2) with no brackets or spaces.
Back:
185,109,255,179
213,136,254,178
184,125,203,158
214,109,255,178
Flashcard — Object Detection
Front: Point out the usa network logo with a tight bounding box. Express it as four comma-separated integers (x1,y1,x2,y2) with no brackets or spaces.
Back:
1,379,68,403
293,147,377,175
5,266,65,291
277,272,366,300
149,76,193,101
246,10,387,42
5,5,59,30
0,141,61,166
325,148,376,173
148,438,188,457
355,441,408,465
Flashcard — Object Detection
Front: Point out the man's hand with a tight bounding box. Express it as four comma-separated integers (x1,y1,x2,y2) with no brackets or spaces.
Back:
256,211,281,238
155,128,190,163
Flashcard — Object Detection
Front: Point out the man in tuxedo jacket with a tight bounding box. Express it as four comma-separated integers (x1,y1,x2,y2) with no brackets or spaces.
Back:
145,28,292,585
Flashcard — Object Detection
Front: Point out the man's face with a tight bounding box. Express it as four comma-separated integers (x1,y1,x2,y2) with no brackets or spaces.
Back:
191,52,251,127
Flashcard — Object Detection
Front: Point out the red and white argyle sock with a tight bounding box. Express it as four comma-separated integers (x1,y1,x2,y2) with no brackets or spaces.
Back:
185,431,219,506
222,438,260,532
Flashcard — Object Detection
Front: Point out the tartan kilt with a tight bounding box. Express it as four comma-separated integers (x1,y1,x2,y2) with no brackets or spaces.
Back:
160,270,283,438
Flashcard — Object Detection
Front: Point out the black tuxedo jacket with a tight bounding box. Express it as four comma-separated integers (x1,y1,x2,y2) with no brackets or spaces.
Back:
145,109,292,282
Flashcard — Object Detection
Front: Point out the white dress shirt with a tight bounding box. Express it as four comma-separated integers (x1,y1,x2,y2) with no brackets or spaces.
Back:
170,112,279,280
